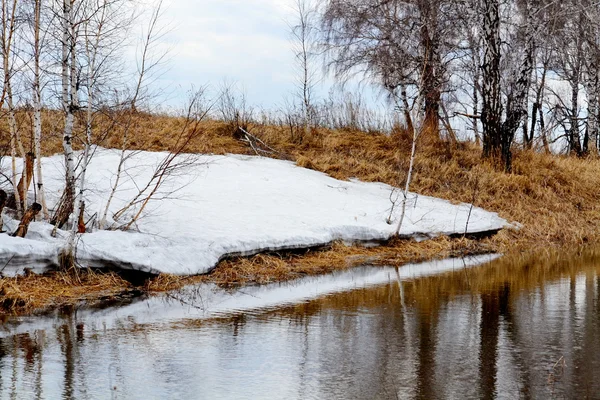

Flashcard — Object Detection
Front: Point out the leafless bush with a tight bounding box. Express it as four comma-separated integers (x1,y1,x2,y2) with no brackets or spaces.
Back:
217,81,254,132
279,99,306,143
108,87,211,230
314,89,393,133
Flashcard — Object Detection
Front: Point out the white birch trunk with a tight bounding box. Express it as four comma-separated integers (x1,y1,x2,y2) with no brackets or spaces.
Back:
72,1,105,236
585,77,599,153
33,0,48,219
2,0,22,215
62,0,76,248
394,94,424,236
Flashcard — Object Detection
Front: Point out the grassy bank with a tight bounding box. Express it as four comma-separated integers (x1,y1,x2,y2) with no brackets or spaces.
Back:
2,114,600,315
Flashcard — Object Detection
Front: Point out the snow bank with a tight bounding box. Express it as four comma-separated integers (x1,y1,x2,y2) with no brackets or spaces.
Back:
0,149,508,275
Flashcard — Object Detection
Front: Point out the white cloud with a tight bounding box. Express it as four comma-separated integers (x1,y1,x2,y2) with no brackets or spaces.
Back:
151,0,300,108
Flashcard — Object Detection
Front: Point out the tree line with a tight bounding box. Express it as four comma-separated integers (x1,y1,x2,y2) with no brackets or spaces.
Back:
317,0,600,170
0,0,599,258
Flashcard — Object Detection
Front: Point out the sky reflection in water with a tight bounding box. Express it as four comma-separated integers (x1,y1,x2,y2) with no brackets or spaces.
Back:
1,250,600,399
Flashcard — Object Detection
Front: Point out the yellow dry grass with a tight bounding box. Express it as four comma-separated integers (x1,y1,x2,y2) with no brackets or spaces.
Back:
3,111,600,314
0,269,131,315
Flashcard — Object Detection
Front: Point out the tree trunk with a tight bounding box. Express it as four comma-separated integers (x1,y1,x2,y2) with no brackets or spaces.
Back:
77,201,86,233
570,79,582,155
16,152,34,210
1,0,22,216
418,3,441,137
584,80,599,155
529,60,548,149
473,75,480,145
528,101,538,149
401,84,413,133
0,189,6,232
12,203,42,238
481,0,503,162
57,0,76,229
540,101,549,153
499,0,534,172
33,0,48,219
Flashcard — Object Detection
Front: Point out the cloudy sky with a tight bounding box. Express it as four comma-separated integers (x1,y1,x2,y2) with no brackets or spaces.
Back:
152,0,318,109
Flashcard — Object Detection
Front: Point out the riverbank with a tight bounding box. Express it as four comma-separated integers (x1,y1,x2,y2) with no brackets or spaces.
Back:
2,117,600,315
0,236,491,315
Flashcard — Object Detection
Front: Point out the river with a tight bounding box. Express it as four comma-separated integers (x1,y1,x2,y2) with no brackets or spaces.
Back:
1,249,599,399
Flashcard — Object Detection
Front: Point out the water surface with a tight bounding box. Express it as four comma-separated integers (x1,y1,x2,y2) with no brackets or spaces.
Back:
1,250,600,399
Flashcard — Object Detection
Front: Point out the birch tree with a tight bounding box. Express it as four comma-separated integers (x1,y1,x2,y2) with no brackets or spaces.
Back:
1,0,25,215
50,0,78,230
581,0,600,153
31,0,48,219
481,0,536,171
552,6,586,155
70,0,134,240
321,0,459,137
291,0,318,140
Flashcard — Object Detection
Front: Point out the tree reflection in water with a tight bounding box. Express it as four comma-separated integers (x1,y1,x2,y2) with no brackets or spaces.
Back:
1,248,600,399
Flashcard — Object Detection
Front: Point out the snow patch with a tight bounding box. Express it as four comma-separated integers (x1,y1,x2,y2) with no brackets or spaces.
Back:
0,150,508,275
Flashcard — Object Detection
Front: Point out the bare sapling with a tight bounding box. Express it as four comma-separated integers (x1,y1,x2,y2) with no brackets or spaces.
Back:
99,0,165,229
291,0,318,141
464,174,481,235
393,90,424,237
218,81,254,132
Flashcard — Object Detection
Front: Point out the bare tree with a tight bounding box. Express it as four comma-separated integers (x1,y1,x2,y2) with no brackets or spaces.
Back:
69,0,134,241
31,0,49,219
581,0,600,153
321,0,460,137
392,88,425,236
551,5,586,155
99,0,169,229
50,0,78,230
291,0,318,140
1,0,25,215
481,0,536,171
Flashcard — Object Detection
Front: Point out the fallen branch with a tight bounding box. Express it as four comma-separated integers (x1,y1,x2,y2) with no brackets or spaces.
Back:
236,127,289,159
12,202,42,238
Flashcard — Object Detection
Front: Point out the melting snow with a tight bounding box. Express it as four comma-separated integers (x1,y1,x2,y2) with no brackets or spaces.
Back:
0,149,508,275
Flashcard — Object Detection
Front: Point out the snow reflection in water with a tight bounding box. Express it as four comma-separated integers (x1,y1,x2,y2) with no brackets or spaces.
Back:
2,250,600,399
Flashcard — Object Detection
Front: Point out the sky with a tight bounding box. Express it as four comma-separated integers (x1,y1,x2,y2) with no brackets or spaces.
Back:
152,0,319,110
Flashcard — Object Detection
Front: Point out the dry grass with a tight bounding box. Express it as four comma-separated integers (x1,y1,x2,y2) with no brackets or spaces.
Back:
3,111,600,314
0,269,132,315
